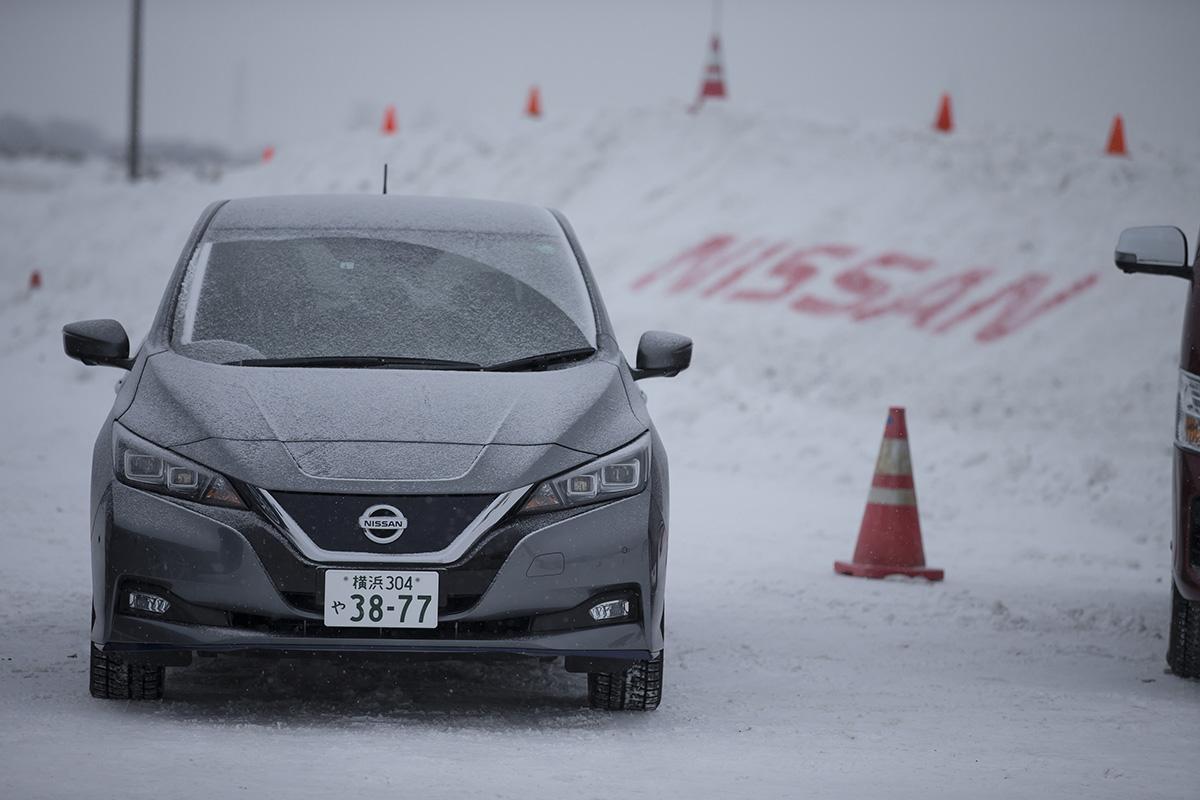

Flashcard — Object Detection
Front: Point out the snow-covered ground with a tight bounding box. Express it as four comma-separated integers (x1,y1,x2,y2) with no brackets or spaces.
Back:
1,107,1198,799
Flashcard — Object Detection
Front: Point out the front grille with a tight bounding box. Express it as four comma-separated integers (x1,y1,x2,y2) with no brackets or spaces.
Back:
269,490,495,557
204,493,595,620
224,501,583,618
228,612,533,640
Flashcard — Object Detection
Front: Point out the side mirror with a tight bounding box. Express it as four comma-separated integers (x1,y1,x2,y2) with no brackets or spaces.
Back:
63,319,133,370
632,330,692,380
1115,226,1192,280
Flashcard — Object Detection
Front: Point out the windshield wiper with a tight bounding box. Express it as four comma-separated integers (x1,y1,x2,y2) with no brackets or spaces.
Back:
485,347,597,372
226,355,484,370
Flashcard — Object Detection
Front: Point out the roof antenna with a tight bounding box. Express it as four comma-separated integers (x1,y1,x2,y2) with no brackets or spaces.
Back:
382,163,388,195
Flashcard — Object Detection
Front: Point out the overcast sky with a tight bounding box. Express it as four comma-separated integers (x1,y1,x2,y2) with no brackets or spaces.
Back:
2,0,1198,152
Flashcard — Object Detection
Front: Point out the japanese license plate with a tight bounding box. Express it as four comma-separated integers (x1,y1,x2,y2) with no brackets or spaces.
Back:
323,570,439,629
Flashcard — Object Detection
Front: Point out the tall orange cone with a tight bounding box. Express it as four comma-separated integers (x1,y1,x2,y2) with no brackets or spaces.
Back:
934,92,953,133
698,35,728,100
29,270,42,290
261,145,275,163
526,86,541,118
689,34,728,112
1106,114,1127,156
382,105,397,135
835,407,944,581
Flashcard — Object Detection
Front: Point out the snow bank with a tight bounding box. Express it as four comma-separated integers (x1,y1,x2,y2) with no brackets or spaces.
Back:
1,106,1197,799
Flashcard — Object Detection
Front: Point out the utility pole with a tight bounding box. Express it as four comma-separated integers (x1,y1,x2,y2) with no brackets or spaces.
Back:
127,0,142,182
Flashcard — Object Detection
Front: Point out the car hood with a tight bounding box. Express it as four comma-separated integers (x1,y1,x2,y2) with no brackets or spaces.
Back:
118,350,645,494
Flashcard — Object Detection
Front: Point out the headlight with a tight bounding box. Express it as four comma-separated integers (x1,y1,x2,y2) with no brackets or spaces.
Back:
113,423,246,509
518,432,650,515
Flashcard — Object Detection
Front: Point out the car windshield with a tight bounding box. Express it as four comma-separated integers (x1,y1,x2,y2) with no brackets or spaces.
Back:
171,228,597,368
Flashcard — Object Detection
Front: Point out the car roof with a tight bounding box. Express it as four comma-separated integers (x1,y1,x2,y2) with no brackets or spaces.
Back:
208,194,562,236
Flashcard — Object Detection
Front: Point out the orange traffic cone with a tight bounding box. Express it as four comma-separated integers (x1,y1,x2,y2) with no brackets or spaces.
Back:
934,92,953,133
261,145,275,163
526,86,541,118
29,270,42,290
1106,114,1127,156
835,407,944,581
697,35,728,101
382,105,397,135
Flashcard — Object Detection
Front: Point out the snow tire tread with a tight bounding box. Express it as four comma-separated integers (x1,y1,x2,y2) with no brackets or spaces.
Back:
89,644,165,700
1169,582,1200,679
587,653,663,710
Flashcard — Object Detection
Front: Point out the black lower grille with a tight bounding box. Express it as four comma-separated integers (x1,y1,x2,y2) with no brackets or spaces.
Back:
228,612,533,640
283,590,479,616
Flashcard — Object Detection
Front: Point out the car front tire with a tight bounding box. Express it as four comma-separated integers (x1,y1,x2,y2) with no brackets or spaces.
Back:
1168,581,1200,679
587,652,663,710
89,644,165,700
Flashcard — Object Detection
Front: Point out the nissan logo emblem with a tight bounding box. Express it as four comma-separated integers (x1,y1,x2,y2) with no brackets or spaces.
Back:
358,504,408,544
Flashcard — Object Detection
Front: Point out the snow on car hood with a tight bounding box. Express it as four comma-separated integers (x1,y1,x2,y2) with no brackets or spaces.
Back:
116,350,645,493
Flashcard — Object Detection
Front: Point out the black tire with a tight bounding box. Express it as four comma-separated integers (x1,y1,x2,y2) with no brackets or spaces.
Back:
1168,581,1200,679
89,644,165,700
588,653,663,710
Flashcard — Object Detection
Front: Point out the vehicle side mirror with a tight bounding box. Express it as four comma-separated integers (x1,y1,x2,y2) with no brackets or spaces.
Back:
1115,226,1192,280
632,330,692,380
63,319,133,370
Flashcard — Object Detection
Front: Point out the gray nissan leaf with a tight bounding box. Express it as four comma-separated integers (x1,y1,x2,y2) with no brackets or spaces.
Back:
63,195,691,710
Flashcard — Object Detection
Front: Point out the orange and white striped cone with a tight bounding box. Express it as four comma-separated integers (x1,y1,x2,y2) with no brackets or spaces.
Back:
698,35,727,100
689,34,728,112
834,407,944,581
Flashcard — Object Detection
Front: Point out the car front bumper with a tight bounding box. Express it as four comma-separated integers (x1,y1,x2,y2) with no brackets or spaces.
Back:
93,480,667,664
